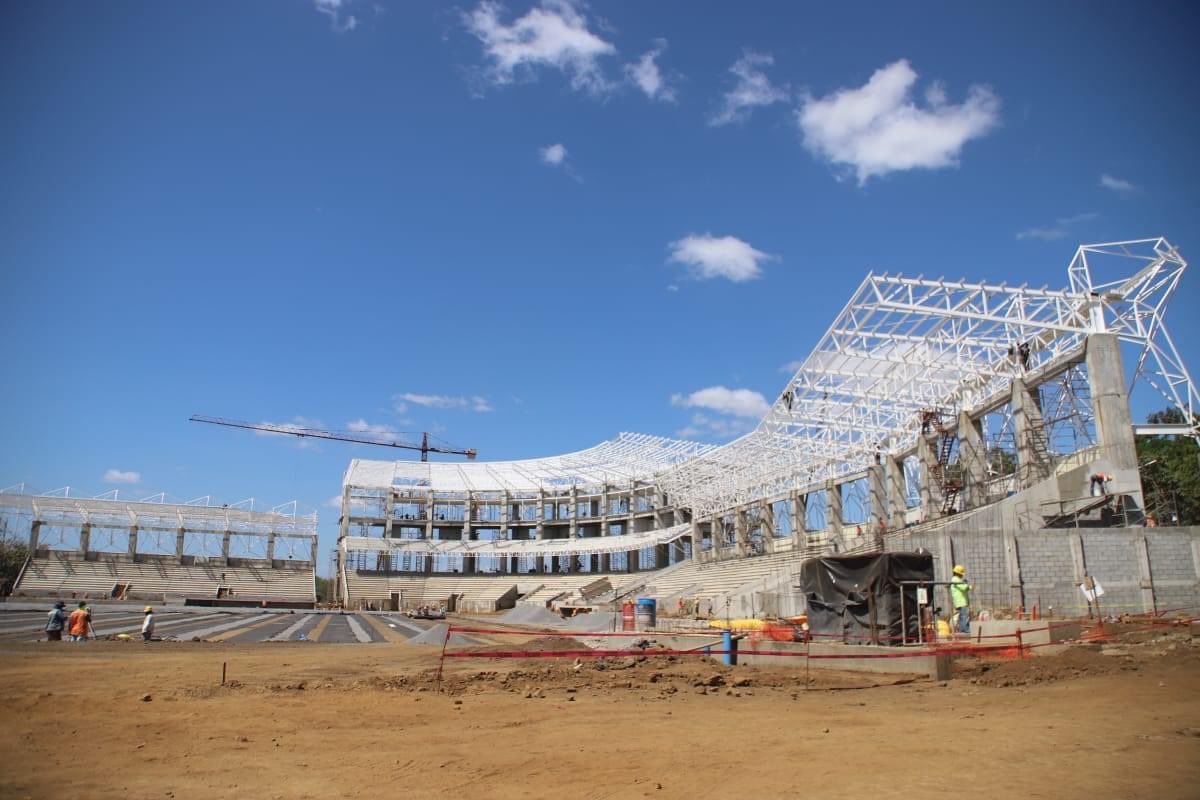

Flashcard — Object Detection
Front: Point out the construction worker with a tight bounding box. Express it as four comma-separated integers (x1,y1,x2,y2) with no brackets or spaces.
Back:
67,601,92,642
141,606,156,641
45,601,68,641
950,565,972,634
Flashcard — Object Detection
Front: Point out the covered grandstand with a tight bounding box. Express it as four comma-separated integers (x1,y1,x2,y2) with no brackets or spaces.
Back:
338,238,1200,616
3,492,318,607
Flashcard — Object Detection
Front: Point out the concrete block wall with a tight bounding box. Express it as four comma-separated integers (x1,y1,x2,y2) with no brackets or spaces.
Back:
885,525,1200,617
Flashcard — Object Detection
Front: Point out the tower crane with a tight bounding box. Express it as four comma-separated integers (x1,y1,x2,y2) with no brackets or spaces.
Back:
189,415,477,462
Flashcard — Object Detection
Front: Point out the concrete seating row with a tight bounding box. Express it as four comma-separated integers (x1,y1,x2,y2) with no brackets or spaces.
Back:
14,553,315,602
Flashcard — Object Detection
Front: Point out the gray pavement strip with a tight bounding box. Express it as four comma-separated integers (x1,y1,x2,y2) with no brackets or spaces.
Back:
93,612,226,638
345,615,373,643
377,614,428,636
164,612,279,641
267,614,315,642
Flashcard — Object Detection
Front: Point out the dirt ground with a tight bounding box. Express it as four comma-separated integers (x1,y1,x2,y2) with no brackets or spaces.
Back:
1,624,1199,800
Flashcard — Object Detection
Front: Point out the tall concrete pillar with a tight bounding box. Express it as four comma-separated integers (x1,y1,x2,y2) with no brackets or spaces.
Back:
789,491,804,545
867,464,886,528
734,506,749,555
221,530,232,561
885,456,907,529
128,526,138,557
1012,378,1051,488
690,519,702,562
462,495,473,541
29,521,41,552
383,493,395,538
499,492,510,539
79,524,91,554
569,486,579,538
536,490,546,540
917,434,943,520
825,480,842,536
957,410,988,509
267,532,276,562
175,527,185,558
1086,333,1138,470
424,489,434,540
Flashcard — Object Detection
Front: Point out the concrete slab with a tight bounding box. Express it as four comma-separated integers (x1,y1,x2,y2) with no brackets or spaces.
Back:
737,639,952,680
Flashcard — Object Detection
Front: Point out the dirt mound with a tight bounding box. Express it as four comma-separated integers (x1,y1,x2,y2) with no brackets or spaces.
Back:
500,604,566,627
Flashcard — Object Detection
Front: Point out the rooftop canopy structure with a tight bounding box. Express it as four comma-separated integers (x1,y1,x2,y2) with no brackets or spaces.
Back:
344,432,716,494
658,237,1197,516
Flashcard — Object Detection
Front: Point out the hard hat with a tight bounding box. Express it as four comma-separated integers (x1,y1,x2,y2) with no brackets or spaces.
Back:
144,606,153,612
953,565,966,575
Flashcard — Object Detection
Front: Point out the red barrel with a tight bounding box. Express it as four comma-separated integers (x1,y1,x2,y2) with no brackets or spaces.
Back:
621,602,636,631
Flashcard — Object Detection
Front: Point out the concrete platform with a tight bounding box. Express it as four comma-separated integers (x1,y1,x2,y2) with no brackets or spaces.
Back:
736,639,952,680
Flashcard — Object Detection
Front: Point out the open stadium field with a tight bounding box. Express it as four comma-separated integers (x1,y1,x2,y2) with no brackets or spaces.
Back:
1,626,1198,800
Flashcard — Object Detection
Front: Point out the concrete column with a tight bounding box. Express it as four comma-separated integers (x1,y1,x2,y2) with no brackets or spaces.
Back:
1012,378,1051,488
569,487,578,538
1086,333,1138,470
917,434,943,520
1003,532,1025,612
29,521,41,552
789,491,804,545
383,492,395,538
886,455,907,529
734,505,749,555
825,479,842,536
267,532,276,562
957,410,988,509
1134,535,1156,613
867,464,886,528
175,528,185,558
500,492,510,539
79,524,91,554
424,490,434,540
536,490,546,540
128,526,138,557
221,530,232,561
690,519,702,563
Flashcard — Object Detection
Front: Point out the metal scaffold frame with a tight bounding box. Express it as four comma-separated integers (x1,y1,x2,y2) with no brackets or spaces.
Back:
658,237,1197,517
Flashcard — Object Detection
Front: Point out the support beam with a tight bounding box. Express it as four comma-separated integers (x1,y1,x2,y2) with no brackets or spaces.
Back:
825,479,842,537
79,524,91,554
128,526,138,558
867,464,886,529
957,410,988,509
29,521,40,552
916,435,943,521
885,456,906,529
1012,378,1052,489
175,527,185,558
1086,333,1139,470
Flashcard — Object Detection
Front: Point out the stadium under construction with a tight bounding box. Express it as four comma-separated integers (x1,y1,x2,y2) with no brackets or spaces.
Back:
5,238,1199,629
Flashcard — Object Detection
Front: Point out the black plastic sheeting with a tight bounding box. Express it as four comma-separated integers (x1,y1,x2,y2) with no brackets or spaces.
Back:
799,552,934,646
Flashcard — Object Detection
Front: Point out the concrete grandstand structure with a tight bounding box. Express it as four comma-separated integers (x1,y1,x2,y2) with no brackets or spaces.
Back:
338,238,1200,617
3,492,318,607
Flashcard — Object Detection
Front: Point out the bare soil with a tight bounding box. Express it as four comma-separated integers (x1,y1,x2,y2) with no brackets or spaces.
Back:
1,626,1198,800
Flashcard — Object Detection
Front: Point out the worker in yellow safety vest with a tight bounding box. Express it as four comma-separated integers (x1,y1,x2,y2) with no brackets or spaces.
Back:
950,565,971,634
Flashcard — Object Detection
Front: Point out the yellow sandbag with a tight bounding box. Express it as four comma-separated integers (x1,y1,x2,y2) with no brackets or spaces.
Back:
707,618,767,631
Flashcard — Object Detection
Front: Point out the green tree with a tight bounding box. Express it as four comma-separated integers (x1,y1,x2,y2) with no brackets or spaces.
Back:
1136,407,1200,525
314,576,332,604
0,518,30,596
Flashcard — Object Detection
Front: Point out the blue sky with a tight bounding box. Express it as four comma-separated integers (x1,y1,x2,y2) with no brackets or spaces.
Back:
3,1,1198,571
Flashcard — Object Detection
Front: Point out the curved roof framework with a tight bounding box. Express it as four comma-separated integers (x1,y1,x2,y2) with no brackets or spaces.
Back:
658,237,1196,516
343,432,717,494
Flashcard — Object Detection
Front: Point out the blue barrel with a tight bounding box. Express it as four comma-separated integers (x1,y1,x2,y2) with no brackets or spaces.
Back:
722,629,738,666
635,598,657,629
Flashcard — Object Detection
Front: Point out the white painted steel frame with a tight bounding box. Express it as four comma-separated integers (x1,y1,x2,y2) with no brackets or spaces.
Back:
343,523,688,558
659,237,1195,516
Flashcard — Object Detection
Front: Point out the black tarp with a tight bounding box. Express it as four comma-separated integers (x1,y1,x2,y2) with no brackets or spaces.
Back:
799,552,934,645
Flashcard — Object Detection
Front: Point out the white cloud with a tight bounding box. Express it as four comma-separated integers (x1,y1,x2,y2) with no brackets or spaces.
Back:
103,469,141,484
325,494,344,510
314,0,358,33
346,419,397,437
796,59,1000,184
675,413,756,441
540,143,568,165
710,51,788,126
625,39,675,102
671,386,770,419
668,233,773,282
463,0,616,94
1100,174,1136,192
395,393,493,412
779,360,804,374
1015,212,1098,241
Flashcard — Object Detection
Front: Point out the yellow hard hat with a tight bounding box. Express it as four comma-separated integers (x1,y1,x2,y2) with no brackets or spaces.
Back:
953,565,965,575
144,606,153,612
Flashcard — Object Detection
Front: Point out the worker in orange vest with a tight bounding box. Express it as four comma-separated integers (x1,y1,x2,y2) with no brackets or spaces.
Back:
67,602,92,642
